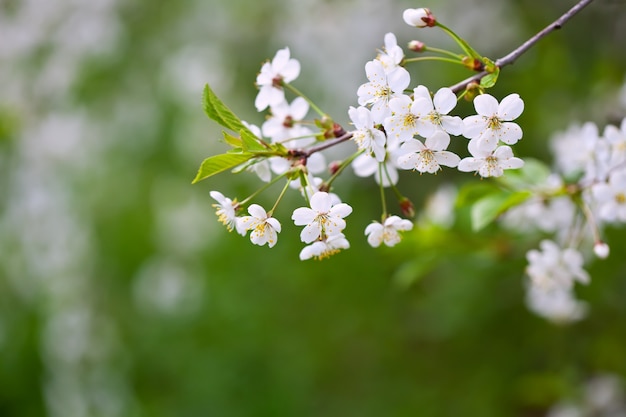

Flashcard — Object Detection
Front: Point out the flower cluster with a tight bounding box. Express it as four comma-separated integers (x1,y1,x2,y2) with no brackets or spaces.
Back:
501,116,626,322
351,32,525,187
202,7,529,262
197,4,621,325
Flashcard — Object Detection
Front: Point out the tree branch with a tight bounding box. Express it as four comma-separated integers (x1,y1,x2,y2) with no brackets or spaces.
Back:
449,0,596,93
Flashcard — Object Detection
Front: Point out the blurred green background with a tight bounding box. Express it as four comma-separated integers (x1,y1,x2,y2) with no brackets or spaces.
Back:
1,0,625,416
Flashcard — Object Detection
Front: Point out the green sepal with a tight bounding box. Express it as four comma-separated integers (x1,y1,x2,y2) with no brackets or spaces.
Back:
191,152,254,184
202,84,251,134
470,190,532,231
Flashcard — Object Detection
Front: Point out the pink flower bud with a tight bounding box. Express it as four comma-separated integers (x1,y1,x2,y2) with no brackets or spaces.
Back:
408,40,426,52
402,8,436,28
594,241,610,259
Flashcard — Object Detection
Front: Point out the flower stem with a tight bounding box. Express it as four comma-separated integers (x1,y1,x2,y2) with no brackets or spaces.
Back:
435,22,483,60
268,178,293,216
378,164,388,218
326,150,362,189
403,56,465,66
283,82,327,118
241,171,288,206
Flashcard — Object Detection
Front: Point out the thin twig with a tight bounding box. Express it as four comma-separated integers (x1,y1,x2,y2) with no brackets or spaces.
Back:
303,131,354,157
449,0,595,93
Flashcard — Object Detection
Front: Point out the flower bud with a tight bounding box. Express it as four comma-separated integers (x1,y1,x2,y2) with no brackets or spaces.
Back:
408,40,426,52
328,160,341,175
402,8,436,28
462,56,484,71
399,197,416,219
593,241,610,259
463,81,480,101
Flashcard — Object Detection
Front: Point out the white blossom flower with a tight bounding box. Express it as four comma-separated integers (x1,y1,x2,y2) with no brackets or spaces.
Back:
457,140,524,177
383,93,426,143
551,122,608,182
299,233,350,260
349,105,387,162
603,117,626,171
291,191,353,243
463,93,524,152
239,204,282,247
357,59,410,124
397,131,460,173
526,284,587,324
525,240,590,291
402,8,434,28
210,191,245,234
412,85,463,138
255,47,301,112
261,97,312,143
365,216,413,247
377,32,405,75
591,169,626,222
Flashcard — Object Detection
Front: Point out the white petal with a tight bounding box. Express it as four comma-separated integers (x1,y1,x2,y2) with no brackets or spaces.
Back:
473,94,499,116
497,93,524,120
458,157,483,172
498,122,523,145
247,204,267,220
210,191,227,205
266,217,281,233
401,138,426,153
425,131,450,150
310,191,332,213
435,151,461,168
440,116,464,136
292,207,316,225
290,97,309,120
387,66,411,93
463,115,487,139
500,157,524,170
433,87,457,114
300,223,322,243
364,60,386,84
329,203,353,219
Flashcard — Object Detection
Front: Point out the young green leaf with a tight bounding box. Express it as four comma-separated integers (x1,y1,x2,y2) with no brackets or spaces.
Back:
202,84,250,134
240,129,269,152
480,67,500,89
192,152,253,184
471,190,532,231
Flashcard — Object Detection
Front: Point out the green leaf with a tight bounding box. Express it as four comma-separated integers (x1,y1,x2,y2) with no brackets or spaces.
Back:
496,158,551,189
240,129,268,152
222,131,242,147
480,67,500,89
191,152,253,184
202,84,250,133
471,190,532,231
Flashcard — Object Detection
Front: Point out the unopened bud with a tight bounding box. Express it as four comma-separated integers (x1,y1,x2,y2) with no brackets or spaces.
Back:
332,123,346,138
462,56,484,71
594,241,610,259
402,8,436,28
408,40,426,52
399,197,416,219
328,160,341,175
463,81,480,101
